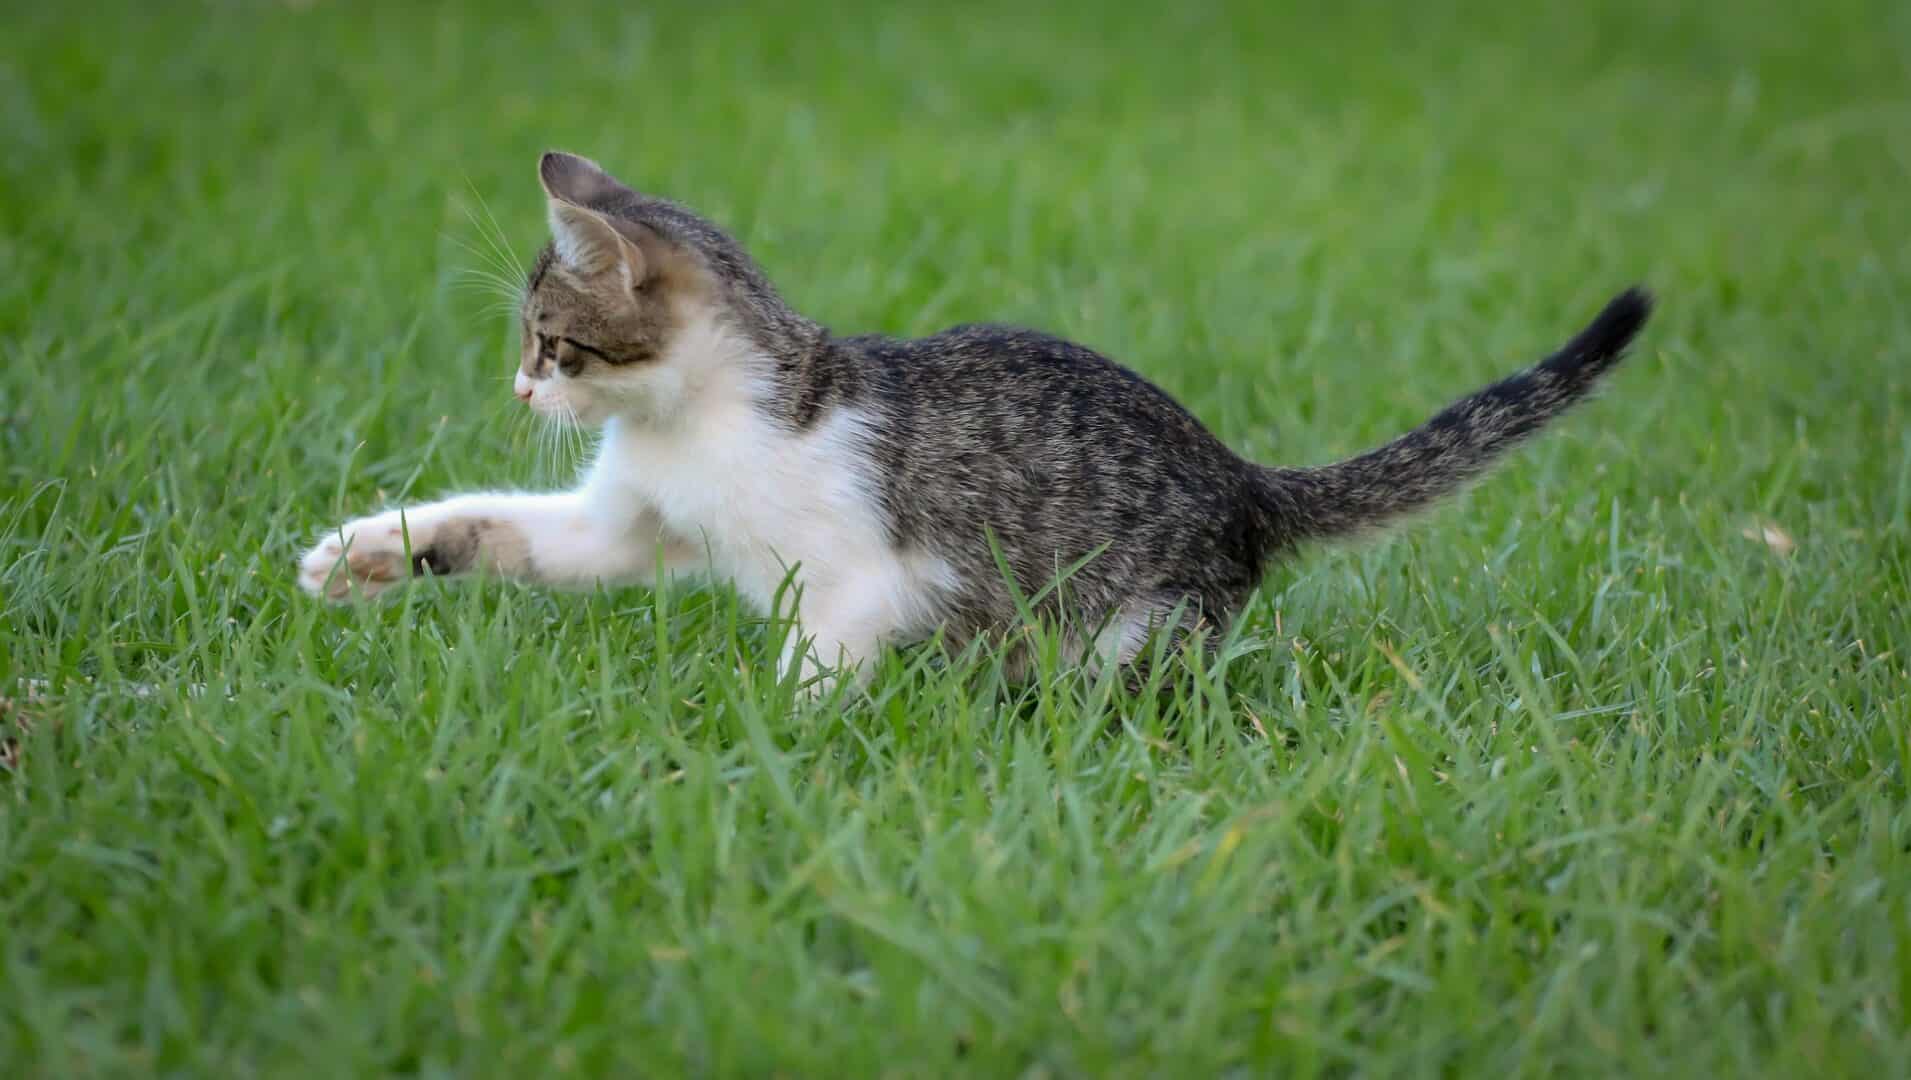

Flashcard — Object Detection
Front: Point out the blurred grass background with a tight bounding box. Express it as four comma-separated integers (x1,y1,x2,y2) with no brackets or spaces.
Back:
2,0,1908,1074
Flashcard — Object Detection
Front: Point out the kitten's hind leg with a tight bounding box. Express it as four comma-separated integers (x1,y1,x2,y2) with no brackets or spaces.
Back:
1077,595,1222,693
1082,598,1194,670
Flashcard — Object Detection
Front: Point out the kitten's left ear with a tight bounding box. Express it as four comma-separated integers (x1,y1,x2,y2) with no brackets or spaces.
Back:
539,151,682,289
546,199,648,283
539,152,647,283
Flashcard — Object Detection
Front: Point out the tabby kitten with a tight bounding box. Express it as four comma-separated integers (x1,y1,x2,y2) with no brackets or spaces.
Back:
299,151,1652,690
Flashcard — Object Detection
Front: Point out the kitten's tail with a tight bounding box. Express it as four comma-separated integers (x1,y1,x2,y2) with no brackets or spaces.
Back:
1257,287,1653,544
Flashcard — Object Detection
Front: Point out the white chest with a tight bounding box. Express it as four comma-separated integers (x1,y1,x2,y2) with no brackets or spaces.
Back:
588,407,888,605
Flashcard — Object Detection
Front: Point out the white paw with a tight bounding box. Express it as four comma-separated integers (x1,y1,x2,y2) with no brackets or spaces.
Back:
778,638,864,701
297,511,427,602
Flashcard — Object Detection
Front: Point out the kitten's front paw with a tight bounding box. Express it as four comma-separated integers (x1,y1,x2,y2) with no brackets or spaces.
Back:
298,511,428,601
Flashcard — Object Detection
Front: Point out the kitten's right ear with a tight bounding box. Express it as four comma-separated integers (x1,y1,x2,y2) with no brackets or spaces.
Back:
537,151,630,206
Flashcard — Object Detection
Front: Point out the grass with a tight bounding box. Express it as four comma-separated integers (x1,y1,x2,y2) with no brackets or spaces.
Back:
3,0,1909,1073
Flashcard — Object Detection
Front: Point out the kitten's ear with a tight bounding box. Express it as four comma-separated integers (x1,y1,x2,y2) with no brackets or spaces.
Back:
546,199,647,282
537,151,630,206
539,151,659,285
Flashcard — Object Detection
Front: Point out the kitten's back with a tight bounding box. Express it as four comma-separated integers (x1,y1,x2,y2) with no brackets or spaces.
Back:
844,324,1274,634
821,289,1651,641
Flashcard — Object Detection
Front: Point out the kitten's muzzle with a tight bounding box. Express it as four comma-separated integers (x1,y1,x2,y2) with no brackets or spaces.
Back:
513,372,535,403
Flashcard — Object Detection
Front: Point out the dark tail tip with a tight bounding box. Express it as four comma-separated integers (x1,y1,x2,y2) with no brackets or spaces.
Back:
1539,286,1655,379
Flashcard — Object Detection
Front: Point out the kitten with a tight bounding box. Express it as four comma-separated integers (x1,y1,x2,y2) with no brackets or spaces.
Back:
299,151,1652,691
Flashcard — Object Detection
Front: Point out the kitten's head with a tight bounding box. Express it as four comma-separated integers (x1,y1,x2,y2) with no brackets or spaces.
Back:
516,152,771,427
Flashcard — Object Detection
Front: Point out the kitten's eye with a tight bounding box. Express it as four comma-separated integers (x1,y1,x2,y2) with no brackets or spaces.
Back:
532,333,613,375
561,337,613,363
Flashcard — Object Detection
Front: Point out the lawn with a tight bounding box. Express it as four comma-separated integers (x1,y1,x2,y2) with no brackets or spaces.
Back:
3,0,1908,1074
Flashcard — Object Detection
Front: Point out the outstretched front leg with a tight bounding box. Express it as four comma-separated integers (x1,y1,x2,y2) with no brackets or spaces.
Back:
298,490,696,600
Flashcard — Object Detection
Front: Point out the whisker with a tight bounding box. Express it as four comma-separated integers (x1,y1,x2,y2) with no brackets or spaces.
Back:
460,296,522,317
447,256,515,281
443,240,522,294
565,405,585,473
535,413,550,483
454,293,519,316
461,173,525,279
449,269,521,297
441,230,519,286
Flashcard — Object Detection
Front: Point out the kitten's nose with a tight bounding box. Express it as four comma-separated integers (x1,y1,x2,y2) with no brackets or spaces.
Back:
513,373,534,402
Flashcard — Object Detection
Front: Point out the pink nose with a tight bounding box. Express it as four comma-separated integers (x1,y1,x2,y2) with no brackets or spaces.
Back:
513,373,534,402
